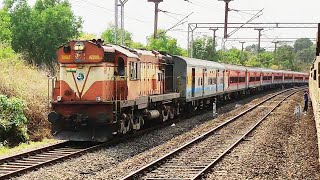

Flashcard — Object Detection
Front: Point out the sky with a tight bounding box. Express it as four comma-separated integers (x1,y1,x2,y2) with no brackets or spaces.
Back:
1,0,320,50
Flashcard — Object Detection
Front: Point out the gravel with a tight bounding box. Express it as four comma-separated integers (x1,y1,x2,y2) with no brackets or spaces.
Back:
206,92,320,180
14,89,284,180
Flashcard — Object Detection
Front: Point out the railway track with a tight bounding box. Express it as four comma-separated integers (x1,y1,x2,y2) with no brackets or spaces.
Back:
0,87,303,179
0,108,202,179
0,141,102,179
121,88,303,180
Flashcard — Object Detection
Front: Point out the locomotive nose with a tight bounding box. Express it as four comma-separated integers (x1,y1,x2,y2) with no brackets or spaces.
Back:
48,111,60,124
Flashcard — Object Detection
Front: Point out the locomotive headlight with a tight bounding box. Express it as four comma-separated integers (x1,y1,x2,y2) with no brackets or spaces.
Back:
57,96,62,102
74,42,85,51
96,96,102,102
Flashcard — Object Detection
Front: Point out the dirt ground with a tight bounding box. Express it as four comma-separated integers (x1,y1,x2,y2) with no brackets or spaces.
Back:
207,92,320,180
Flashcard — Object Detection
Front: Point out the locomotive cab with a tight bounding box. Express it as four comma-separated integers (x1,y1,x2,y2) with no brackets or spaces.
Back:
49,40,180,141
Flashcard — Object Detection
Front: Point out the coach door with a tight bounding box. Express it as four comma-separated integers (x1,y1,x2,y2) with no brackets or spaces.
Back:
192,68,195,97
202,68,206,96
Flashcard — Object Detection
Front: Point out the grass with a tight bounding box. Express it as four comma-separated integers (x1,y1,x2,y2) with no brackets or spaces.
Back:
0,44,51,141
0,139,58,158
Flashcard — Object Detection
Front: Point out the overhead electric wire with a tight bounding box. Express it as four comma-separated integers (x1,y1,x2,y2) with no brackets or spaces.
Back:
227,9,264,38
157,12,194,37
75,0,149,23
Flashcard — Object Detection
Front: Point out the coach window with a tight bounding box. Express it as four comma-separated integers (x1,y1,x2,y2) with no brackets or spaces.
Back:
130,62,138,80
118,57,125,76
314,70,317,80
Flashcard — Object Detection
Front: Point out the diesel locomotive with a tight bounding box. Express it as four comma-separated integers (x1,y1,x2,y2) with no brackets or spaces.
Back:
48,39,308,142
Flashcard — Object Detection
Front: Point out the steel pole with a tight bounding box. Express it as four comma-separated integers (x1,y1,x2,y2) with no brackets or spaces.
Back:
115,0,118,44
187,24,190,57
191,30,194,58
121,4,124,45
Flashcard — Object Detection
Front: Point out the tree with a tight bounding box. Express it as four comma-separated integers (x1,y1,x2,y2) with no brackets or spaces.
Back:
0,9,11,43
101,24,133,46
192,35,217,61
147,30,185,56
79,32,97,40
275,45,295,70
294,38,313,53
218,48,242,65
259,51,274,67
6,0,82,67
130,41,145,49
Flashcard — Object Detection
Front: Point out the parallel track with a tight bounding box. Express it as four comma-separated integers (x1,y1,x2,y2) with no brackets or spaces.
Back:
0,107,204,179
121,88,303,180
0,141,101,179
0,88,303,179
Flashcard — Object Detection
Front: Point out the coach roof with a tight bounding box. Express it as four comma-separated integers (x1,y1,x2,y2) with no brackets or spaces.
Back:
174,56,226,69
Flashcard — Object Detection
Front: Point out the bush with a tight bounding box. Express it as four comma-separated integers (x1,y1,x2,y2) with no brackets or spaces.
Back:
0,95,28,146
0,43,50,141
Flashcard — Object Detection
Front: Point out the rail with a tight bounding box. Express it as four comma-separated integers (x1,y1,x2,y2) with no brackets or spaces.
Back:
121,88,303,180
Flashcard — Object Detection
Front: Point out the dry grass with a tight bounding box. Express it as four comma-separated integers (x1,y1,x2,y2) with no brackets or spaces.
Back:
0,45,51,141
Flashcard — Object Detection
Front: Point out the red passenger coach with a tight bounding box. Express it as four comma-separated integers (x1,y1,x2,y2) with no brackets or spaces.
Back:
246,67,261,88
224,64,247,92
273,71,283,84
294,73,305,83
261,69,273,85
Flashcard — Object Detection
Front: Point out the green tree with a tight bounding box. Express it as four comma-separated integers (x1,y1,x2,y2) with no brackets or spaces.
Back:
275,45,295,70
79,32,97,40
147,30,185,55
218,48,242,65
293,38,313,53
6,0,82,67
192,35,217,61
244,55,261,67
130,41,145,49
259,51,274,67
101,24,133,46
0,8,11,43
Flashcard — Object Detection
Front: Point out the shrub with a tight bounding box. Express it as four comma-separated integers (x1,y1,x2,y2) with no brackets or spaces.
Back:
0,95,28,146
0,43,50,141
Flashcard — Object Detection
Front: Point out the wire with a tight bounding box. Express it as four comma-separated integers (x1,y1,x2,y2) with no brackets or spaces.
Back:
75,0,150,23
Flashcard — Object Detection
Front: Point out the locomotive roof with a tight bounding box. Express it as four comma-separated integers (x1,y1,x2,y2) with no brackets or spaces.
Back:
103,44,139,58
175,56,226,69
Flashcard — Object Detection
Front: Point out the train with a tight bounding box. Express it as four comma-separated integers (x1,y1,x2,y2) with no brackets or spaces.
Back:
48,39,308,142
308,23,320,161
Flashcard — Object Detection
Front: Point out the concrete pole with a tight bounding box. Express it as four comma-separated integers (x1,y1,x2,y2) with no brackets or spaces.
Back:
218,0,232,39
240,41,245,61
148,0,163,39
210,28,219,52
254,28,264,53
154,2,159,38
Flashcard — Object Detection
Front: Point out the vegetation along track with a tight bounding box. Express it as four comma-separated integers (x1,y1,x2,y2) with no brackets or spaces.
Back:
122,88,304,180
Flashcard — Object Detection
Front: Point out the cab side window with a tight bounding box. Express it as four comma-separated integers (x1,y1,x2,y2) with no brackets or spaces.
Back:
118,57,125,76
129,61,140,80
